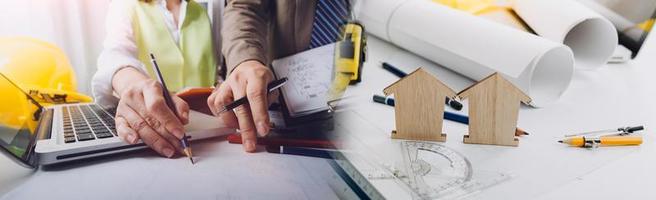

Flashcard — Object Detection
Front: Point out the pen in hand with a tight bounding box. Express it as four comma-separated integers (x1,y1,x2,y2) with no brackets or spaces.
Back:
214,77,288,115
149,53,194,164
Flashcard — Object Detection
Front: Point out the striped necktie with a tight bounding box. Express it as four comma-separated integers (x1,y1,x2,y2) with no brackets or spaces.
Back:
309,0,349,49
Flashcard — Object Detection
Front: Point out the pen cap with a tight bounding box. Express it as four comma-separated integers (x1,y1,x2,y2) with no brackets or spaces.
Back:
373,94,387,104
445,98,463,110
626,126,644,133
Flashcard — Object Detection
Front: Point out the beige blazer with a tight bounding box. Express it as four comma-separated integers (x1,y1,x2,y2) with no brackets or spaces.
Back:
221,0,318,75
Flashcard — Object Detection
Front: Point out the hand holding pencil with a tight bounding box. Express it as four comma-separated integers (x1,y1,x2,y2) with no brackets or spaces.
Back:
149,53,194,164
113,54,191,159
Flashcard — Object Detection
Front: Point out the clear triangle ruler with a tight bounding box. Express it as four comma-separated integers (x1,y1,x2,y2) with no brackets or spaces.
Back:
392,141,512,199
331,110,512,199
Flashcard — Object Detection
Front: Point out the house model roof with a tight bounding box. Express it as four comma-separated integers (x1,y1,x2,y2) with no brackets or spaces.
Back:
383,68,456,96
458,72,532,104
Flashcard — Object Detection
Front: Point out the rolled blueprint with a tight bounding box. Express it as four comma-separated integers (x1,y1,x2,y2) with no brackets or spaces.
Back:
356,0,575,107
513,0,618,69
576,0,649,43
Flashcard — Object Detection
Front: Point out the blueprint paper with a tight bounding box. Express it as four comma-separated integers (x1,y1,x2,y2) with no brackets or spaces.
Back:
2,139,344,200
356,0,575,107
513,0,618,69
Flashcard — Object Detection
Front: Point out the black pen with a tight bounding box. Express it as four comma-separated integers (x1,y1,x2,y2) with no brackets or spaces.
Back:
266,145,334,159
381,62,463,110
382,62,407,77
215,78,288,115
149,53,194,164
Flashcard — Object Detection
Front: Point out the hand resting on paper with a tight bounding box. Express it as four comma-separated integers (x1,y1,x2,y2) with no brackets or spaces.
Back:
207,60,279,152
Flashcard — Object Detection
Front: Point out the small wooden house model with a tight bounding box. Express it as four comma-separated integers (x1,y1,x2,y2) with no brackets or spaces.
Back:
458,73,531,146
383,68,457,142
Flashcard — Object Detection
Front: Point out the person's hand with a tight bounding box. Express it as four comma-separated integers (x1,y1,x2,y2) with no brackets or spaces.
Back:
207,60,276,152
111,67,190,158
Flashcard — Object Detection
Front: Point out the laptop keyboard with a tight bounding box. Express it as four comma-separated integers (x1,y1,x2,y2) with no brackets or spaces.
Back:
61,104,116,143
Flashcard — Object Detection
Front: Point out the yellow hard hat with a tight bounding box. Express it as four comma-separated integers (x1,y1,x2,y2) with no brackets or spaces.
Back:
0,37,78,92
0,37,92,104
0,73,39,133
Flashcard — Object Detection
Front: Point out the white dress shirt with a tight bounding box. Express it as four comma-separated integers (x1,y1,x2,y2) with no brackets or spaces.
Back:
91,0,188,108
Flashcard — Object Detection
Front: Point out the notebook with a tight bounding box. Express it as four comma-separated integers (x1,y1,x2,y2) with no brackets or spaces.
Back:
271,43,335,117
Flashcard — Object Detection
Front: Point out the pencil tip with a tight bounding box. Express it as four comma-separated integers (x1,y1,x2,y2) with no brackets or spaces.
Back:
524,132,530,135
558,140,563,143
190,157,195,164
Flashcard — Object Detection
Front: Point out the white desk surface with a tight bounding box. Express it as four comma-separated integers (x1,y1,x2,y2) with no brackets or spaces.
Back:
0,136,352,200
334,35,656,200
2,34,655,199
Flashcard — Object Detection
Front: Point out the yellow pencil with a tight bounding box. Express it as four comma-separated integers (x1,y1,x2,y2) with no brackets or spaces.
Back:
559,136,642,148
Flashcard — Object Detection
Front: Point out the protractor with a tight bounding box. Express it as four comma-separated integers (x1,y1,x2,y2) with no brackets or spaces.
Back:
399,141,473,199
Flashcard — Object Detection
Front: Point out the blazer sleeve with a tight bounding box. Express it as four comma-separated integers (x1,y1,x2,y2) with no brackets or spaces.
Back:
222,0,270,75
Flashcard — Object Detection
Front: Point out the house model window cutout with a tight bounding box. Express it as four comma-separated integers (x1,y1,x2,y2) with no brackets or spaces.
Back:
458,72,532,146
383,68,457,142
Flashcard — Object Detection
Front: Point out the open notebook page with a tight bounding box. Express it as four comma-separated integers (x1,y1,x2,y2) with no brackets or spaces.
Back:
272,43,335,117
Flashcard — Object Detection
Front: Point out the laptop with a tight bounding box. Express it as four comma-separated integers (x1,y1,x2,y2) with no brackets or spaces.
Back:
0,73,233,168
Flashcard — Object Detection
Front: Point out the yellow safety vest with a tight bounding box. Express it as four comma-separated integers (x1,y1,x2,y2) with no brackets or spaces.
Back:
133,0,216,91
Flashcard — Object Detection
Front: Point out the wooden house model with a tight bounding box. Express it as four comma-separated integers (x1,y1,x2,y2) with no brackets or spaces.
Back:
383,68,457,142
458,73,532,146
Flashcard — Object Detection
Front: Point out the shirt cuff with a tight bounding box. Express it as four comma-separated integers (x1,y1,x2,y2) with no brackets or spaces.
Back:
92,58,147,109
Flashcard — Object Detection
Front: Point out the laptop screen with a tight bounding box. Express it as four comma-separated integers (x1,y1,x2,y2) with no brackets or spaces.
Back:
0,73,42,166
